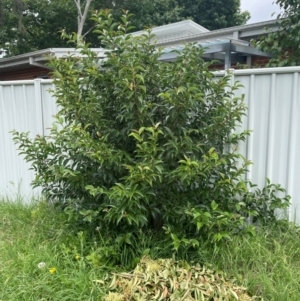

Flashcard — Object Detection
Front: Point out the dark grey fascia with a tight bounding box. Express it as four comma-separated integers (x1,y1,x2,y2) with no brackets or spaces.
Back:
159,41,274,69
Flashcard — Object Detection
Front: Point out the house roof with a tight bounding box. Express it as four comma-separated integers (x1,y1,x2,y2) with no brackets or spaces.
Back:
161,38,273,68
130,20,210,44
0,19,278,72
0,48,106,71
141,19,278,47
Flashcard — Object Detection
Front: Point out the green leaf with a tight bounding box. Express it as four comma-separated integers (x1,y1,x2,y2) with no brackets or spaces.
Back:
211,201,218,211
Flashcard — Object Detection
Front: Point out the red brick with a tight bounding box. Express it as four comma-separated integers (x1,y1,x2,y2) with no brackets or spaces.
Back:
0,66,51,81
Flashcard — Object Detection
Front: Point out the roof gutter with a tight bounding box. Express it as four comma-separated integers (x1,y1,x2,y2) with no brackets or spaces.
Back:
0,49,53,69
29,57,52,69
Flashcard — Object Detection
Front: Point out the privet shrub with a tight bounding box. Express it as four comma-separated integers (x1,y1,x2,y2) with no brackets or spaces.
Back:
13,11,290,247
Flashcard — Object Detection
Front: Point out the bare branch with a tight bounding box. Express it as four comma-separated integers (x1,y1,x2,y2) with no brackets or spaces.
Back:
81,0,92,28
73,0,82,18
83,24,95,38
76,0,93,44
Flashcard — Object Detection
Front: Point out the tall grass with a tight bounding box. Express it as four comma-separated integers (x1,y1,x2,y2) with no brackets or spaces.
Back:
1,196,300,300
202,224,300,300
0,197,108,300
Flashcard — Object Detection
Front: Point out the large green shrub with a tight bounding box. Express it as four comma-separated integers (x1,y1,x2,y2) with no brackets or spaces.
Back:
13,11,290,247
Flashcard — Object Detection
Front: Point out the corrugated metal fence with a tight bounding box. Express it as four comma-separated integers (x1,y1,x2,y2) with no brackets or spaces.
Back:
225,67,300,223
1,67,300,222
0,79,57,199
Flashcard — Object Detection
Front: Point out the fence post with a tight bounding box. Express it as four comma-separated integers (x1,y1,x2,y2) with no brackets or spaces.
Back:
223,69,235,154
287,72,299,222
34,79,45,136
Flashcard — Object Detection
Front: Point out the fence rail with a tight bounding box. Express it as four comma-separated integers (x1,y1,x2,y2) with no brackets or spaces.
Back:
1,67,300,222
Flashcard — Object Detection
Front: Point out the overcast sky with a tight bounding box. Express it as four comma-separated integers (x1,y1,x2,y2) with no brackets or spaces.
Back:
240,0,282,24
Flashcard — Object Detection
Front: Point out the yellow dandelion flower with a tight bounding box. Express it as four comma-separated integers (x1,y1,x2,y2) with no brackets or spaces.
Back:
49,267,57,274
75,255,80,260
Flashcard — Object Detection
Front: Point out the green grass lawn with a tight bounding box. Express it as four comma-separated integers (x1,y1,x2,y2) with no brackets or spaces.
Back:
1,196,300,300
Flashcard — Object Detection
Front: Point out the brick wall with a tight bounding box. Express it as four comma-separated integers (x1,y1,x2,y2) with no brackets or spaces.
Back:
0,66,51,81
251,56,270,68
208,56,272,70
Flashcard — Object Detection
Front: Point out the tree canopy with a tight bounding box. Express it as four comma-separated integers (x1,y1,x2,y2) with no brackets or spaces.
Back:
0,0,250,57
255,0,300,67
0,0,77,56
176,0,250,30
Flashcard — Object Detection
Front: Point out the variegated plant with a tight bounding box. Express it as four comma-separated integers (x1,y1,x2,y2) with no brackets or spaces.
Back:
102,257,262,301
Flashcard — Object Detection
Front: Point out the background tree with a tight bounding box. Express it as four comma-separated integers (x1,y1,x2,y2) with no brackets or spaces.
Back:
100,0,250,30
255,0,300,67
73,0,93,44
0,0,250,57
0,0,77,56
0,0,99,56
176,0,250,30
99,0,185,30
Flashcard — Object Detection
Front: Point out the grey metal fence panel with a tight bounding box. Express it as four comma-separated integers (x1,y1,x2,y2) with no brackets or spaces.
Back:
40,80,59,135
216,68,300,223
0,80,41,198
1,67,300,222
0,80,56,199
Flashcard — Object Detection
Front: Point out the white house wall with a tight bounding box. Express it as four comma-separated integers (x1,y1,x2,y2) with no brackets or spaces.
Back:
0,68,300,222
